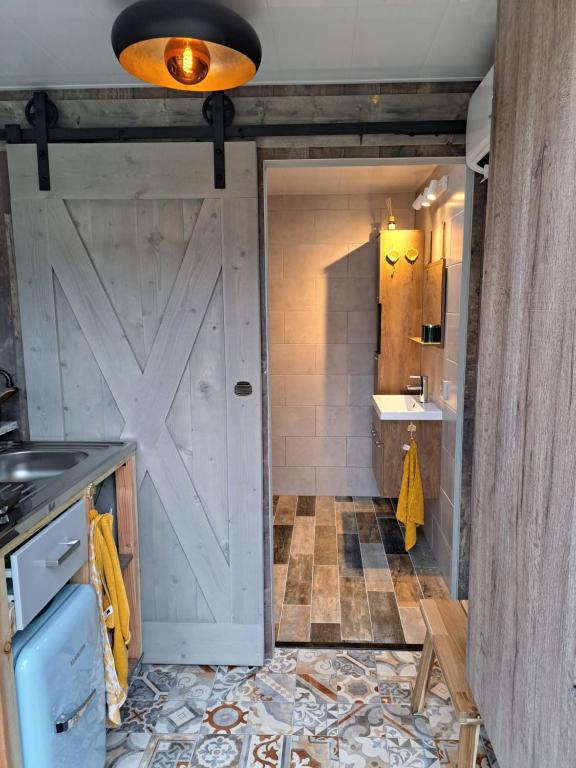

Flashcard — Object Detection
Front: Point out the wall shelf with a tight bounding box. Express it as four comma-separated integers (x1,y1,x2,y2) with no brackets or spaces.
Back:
408,336,441,347
0,421,18,436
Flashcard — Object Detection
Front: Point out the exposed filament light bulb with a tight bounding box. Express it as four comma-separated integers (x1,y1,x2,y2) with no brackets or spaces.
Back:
164,38,210,85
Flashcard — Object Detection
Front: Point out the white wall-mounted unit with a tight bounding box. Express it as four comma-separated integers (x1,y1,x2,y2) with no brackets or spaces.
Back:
466,66,493,178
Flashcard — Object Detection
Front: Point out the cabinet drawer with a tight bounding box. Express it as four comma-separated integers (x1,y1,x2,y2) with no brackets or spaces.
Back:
10,499,88,631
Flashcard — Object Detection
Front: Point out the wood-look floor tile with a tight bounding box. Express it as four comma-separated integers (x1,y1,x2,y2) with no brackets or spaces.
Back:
388,555,423,606
337,533,363,579
275,495,298,524
360,543,394,591
372,497,396,517
274,564,288,622
314,525,338,565
418,572,450,599
278,605,311,642
315,496,335,526
296,496,316,516
339,578,373,642
335,505,357,534
274,525,293,565
285,553,313,605
311,565,340,623
356,512,382,543
311,623,341,643
291,517,315,554
398,605,427,644
335,496,353,502
377,518,406,554
367,591,405,644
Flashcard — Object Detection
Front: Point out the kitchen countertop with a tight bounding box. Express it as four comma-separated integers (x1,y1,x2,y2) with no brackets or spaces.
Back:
0,440,136,554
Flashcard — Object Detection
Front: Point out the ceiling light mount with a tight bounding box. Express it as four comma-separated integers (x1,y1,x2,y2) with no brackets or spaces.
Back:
111,0,262,91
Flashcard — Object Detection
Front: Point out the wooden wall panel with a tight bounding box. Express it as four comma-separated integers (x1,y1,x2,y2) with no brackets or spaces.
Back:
378,230,423,393
468,1,576,765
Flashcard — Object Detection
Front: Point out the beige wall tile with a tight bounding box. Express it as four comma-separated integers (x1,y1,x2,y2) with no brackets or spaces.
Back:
268,277,317,310
268,209,316,242
270,374,286,406
272,435,286,467
268,311,285,344
348,311,378,344
444,312,459,364
285,374,347,406
316,406,372,437
442,358,458,412
285,436,347,467
284,310,347,344
347,242,378,278
440,447,455,505
448,209,465,266
267,242,284,279
315,344,375,374
346,436,373,468
272,466,316,495
446,262,462,314
270,344,316,374
282,243,348,279
316,466,379,496
272,405,316,436
347,375,375,406
317,277,375,312
314,209,375,244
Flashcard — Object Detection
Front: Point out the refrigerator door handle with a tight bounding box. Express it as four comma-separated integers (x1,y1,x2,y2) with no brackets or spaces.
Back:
55,688,97,733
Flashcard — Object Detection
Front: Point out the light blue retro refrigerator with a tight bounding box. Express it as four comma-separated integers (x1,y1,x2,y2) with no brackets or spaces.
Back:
12,584,106,768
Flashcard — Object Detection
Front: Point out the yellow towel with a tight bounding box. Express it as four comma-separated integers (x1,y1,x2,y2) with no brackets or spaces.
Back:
89,508,131,725
396,440,424,551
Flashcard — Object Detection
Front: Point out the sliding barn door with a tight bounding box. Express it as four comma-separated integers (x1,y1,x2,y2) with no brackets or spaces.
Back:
7,143,264,665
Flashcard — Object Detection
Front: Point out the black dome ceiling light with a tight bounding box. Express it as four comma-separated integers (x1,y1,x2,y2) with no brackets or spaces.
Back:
111,0,262,91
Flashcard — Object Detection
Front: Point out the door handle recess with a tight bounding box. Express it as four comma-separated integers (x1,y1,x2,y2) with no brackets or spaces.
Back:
42,539,81,567
234,381,252,396
55,688,96,733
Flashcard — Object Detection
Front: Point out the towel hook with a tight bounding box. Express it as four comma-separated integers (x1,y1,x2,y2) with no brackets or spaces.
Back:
407,422,417,441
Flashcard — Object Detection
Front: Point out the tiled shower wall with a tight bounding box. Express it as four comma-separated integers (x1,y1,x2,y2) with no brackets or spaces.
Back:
416,165,467,586
268,193,414,496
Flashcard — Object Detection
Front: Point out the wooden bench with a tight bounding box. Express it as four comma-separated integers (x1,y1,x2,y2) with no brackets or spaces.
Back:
412,599,482,768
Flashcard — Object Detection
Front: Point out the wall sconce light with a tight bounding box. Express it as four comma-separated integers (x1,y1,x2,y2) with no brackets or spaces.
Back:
426,175,448,202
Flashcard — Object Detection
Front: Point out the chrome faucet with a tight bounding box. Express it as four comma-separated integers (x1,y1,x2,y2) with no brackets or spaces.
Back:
407,374,429,404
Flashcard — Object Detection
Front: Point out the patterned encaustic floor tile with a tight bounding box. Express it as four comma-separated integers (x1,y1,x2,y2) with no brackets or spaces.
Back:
107,648,501,768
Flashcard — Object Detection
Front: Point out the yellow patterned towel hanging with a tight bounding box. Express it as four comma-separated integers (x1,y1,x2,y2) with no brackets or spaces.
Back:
89,508,131,726
396,440,424,550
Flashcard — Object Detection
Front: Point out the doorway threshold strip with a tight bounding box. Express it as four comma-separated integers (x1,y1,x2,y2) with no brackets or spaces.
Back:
273,496,449,647
106,648,500,768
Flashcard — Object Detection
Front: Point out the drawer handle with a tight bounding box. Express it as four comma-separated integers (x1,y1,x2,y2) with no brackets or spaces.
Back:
42,539,81,568
55,689,97,733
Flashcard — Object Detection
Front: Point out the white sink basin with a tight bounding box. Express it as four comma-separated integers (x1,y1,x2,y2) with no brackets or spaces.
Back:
372,394,443,421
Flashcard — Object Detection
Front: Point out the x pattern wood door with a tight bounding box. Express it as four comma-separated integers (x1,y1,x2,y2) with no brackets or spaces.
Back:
8,143,264,664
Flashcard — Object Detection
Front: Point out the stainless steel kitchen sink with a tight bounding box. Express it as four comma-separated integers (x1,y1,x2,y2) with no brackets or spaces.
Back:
0,449,89,482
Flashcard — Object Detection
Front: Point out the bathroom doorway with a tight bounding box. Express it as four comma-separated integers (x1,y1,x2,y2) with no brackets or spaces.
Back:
263,158,475,648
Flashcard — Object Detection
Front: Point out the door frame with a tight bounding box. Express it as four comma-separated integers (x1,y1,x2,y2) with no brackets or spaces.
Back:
258,154,480,649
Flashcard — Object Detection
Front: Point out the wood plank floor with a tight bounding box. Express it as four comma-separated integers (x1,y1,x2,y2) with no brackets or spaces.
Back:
273,496,450,647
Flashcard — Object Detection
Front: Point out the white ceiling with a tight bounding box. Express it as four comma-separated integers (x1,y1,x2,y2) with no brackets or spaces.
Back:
267,163,438,195
0,0,496,90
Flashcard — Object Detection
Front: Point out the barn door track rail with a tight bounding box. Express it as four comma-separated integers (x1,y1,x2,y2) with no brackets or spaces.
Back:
1,91,467,191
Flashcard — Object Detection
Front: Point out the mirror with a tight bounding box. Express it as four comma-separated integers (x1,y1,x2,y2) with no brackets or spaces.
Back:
421,258,446,344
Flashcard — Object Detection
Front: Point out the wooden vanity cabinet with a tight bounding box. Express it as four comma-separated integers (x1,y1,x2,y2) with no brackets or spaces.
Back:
371,410,441,498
